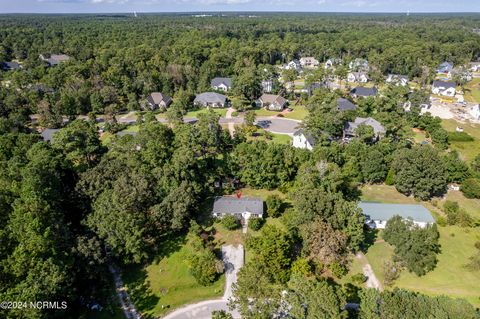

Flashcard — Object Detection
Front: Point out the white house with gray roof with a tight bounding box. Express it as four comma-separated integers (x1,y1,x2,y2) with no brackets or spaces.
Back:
386,74,409,86
292,129,315,151
40,54,71,67
347,72,369,83
344,117,386,139
432,80,456,97
359,202,435,229
256,94,288,111
194,92,227,108
212,196,264,220
211,77,233,92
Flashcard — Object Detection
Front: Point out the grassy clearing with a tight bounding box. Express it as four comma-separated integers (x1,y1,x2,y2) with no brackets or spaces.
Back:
360,184,419,204
123,124,140,132
464,78,480,103
252,107,281,117
365,227,480,307
238,187,287,200
123,237,224,318
185,108,228,118
441,119,480,162
438,190,480,220
247,129,292,145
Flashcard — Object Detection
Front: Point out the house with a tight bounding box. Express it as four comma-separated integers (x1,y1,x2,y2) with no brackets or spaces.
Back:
256,94,287,111
285,59,302,72
1,61,21,71
41,128,60,142
347,72,368,83
212,196,264,220
432,81,456,97
337,98,357,111
144,92,172,111
306,82,326,96
437,62,454,74
300,57,320,68
40,54,71,66
469,105,480,120
344,117,386,139
325,58,341,69
469,62,480,72
292,129,315,151
194,92,227,108
386,74,409,86
349,58,369,71
359,202,435,229
350,87,378,98
211,77,233,92
261,79,274,93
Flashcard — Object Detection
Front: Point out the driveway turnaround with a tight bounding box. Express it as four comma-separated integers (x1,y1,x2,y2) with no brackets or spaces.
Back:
256,116,301,135
161,245,244,319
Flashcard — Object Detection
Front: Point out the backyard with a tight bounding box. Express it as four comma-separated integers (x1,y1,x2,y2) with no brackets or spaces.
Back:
464,78,480,103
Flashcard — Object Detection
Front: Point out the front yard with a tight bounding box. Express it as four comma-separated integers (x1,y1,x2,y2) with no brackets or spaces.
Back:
123,236,225,318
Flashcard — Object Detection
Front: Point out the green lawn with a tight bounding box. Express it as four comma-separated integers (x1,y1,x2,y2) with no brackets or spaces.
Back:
123,237,224,318
360,184,419,204
185,108,227,118
366,227,480,307
123,124,140,132
284,105,308,121
247,129,292,145
439,190,480,220
442,119,480,162
464,78,480,103
238,187,288,200
252,107,281,117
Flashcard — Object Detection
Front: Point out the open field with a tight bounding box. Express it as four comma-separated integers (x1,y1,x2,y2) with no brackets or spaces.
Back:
464,78,480,103
123,237,224,318
365,227,480,307
439,190,480,220
441,119,480,162
238,187,287,200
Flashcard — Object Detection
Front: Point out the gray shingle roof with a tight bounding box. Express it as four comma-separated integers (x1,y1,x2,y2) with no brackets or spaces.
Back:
350,87,378,97
345,117,385,136
337,98,357,111
194,92,227,105
359,202,435,223
211,77,232,88
293,129,315,146
147,92,172,106
212,196,263,216
41,128,60,142
433,80,456,89
1,61,21,71
259,94,287,107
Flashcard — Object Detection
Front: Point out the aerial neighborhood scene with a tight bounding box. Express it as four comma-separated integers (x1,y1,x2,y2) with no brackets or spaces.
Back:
1,0,480,318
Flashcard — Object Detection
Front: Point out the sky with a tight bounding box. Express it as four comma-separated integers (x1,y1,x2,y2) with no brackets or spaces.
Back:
1,0,479,13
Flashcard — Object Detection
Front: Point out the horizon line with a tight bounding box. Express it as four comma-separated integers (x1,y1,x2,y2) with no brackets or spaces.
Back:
1,11,480,14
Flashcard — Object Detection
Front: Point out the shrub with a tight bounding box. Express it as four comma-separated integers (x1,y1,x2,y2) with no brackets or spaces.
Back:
329,261,347,278
212,310,233,319
277,113,284,117
266,194,283,217
461,178,480,199
351,273,367,285
385,168,395,185
291,258,312,276
188,250,222,286
231,111,238,117
448,131,474,142
221,215,240,230
383,259,400,286
248,217,264,231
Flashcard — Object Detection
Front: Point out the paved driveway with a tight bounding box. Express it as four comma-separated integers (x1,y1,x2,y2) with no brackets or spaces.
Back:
161,245,243,319
256,117,301,135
